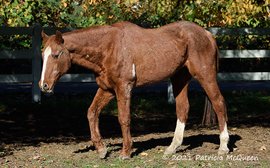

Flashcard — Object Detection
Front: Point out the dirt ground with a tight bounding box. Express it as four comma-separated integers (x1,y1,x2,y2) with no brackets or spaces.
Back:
0,92,270,167
1,126,269,167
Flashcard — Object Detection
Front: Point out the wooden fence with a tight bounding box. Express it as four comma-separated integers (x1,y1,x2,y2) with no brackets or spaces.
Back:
0,25,95,102
167,27,270,103
0,25,270,103
0,25,42,102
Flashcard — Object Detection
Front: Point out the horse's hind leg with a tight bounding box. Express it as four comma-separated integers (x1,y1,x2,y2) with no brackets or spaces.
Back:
188,61,229,155
164,68,191,155
201,80,229,154
87,88,115,159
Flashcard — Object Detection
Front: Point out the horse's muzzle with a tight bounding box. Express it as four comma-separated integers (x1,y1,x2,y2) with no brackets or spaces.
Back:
40,83,54,94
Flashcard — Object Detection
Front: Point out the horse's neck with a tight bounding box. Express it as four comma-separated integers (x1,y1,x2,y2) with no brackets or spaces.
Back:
70,53,103,74
64,26,112,74
65,26,110,50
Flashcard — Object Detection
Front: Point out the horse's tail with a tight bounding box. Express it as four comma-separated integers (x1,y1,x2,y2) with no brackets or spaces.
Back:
205,30,228,120
205,29,219,73
213,35,228,121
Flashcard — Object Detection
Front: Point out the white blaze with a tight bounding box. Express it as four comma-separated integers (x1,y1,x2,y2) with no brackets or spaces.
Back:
41,46,51,86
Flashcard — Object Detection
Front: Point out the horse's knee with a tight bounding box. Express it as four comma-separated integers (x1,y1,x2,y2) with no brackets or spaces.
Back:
117,107,131,126
118,116,131,126
87,108,100,125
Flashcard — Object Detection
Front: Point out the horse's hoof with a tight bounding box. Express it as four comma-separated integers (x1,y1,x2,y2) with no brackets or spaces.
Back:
98,147,108,159
218,148,229,155
164,147,176,155
119,154,131,160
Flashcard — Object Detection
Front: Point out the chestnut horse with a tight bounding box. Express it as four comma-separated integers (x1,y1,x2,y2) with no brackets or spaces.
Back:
39,21,229,159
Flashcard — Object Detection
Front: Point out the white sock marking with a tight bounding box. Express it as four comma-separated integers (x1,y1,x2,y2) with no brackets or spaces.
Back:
41,46,51,86
220,122,229,150
165,119,185,154
172,119,185,147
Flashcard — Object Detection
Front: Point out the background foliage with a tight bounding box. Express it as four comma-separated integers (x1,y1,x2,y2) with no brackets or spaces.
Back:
1,0,270,74
1,0,270,28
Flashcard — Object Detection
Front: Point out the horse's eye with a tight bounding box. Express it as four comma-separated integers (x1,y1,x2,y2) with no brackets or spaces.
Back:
52,51,63,59
52,54,59,59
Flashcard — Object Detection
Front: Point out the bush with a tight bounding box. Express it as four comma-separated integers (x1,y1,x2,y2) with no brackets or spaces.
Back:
1,0,270,28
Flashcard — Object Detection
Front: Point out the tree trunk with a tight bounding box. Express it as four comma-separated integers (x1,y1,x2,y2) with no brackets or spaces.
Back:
201,96,217,126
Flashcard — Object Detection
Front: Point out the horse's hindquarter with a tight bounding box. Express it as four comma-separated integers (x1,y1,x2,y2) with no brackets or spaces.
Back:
121,23,188,86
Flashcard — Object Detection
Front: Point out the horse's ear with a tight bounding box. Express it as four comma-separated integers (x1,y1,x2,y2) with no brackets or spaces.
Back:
41,30,48,43
55,30,64,44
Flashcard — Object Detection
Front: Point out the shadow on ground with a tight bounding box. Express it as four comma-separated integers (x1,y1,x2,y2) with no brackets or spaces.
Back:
0,91,269,158
71,133,242,158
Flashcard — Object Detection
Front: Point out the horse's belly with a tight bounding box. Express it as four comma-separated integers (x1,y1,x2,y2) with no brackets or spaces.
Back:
135,55,186,86
127,33,188,86
135,71,173,86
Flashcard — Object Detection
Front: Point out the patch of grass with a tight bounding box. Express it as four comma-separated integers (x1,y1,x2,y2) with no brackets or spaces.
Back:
18,151,268,168
225,91,270,115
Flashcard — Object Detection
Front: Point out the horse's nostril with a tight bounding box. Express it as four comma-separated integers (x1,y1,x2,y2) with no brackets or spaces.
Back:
43,83,49,90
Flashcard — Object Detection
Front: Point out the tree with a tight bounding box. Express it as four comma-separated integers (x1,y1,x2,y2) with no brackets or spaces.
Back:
1,0,270,27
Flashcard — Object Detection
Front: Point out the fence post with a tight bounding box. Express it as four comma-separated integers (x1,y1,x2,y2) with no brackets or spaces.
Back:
167,81,175,104
32,24,42,103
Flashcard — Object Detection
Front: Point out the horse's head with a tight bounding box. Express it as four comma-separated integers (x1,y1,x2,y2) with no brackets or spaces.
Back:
39,31,71,93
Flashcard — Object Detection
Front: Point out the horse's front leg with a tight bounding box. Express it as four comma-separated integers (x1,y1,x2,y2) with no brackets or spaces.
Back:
115,83,133,159
87,88,115,159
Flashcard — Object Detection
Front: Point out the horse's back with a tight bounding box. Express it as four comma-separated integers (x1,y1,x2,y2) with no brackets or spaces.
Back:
109,21,217,86
113,22,189,86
